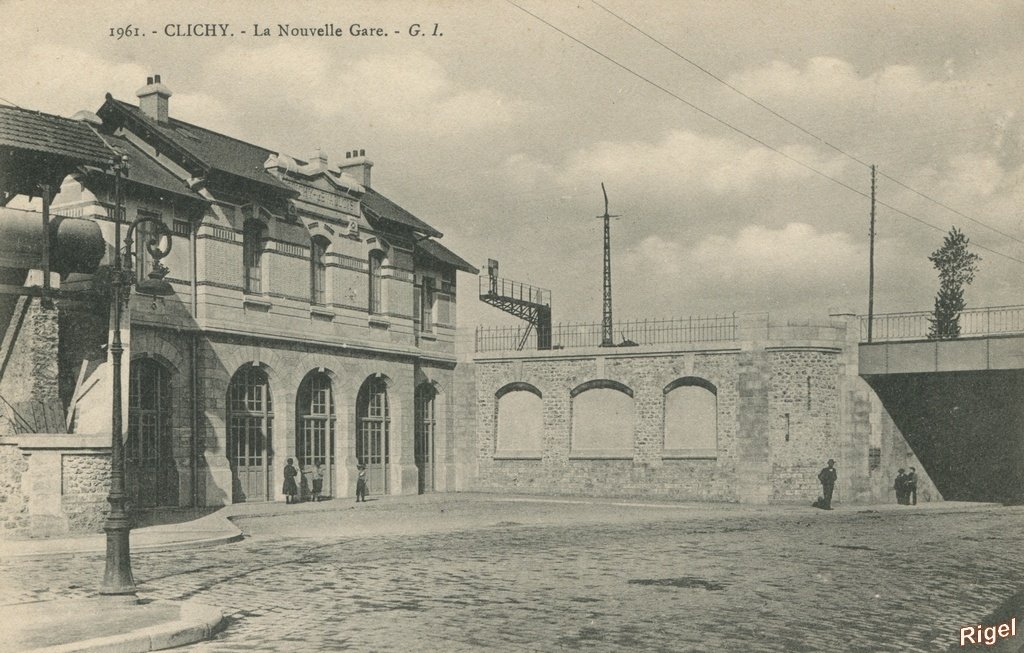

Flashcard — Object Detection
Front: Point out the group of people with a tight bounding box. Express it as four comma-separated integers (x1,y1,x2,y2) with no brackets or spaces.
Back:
815,458,921,509
281,459,369,504
894,467,918,505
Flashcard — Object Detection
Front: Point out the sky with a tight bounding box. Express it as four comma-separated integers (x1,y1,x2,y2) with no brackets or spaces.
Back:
1,0,1021,338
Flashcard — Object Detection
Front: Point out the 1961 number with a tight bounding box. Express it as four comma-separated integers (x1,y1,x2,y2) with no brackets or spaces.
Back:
109,25,141,39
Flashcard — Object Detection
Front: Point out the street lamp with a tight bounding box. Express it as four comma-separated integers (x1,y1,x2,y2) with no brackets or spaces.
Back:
101,154,173,597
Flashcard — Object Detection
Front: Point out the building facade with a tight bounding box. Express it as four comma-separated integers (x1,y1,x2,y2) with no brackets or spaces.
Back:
48,76,477,512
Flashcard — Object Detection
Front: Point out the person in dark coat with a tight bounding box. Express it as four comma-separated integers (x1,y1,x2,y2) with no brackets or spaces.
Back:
283,458,299,504
906,467,918,505
894,468,907,504
817,459,838,509
355,464,368,502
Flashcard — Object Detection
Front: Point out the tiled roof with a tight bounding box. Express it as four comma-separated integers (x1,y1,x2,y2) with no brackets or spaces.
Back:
101,99,294,194
418,238,478,274
0,105,114,165
361,187,443,238
101,97,449,240
98,134,205,203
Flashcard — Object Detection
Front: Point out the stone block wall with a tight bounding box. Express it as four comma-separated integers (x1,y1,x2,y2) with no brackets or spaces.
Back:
0,437,111,539
0,443,30,535
60,452,110,532
464,314,940,505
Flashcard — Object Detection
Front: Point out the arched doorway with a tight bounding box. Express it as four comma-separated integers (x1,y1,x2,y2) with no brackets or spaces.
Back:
415,383,437,494
127,358,178,508
228,365,273,502
356,376,389,495
297,371,335,498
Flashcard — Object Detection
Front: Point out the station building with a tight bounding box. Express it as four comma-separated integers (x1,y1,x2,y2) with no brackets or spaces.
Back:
0,75,476,533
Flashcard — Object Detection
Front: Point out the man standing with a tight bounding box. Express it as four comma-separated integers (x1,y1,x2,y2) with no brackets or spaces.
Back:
818,459,838,510
894,468,908,505
906,467,918,505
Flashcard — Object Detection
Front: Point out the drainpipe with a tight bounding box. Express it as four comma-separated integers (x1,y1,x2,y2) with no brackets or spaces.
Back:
189,215,200,507
191,332,199,507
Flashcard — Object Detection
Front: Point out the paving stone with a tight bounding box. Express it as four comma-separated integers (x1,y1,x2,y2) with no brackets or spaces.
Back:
0,500,1020,652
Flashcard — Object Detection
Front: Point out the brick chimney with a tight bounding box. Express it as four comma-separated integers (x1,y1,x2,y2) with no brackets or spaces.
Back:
136,74,172,123
338,149,373,188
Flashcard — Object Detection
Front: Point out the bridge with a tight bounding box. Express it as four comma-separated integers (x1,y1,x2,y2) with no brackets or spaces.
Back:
859,305,1024,502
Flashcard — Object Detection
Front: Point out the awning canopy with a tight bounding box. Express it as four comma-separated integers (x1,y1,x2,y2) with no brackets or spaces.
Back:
0,105,114,199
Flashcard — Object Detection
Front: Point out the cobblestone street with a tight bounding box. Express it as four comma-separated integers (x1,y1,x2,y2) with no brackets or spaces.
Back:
1,496,1022,652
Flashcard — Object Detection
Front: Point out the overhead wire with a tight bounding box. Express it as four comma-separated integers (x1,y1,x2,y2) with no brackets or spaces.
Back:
591,0,1024,248
503,0,1024,264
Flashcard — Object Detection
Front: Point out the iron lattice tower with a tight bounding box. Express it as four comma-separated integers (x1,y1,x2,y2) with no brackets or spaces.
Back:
599,183,619,347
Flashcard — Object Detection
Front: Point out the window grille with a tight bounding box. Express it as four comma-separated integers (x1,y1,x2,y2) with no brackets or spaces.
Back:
310,237,328,305
368,252,383,314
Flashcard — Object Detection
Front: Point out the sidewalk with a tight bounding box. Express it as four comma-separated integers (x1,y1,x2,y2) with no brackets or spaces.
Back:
7,599,224,653
0,509,243,559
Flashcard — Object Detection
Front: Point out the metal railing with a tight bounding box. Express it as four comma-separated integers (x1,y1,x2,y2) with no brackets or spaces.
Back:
861,305,1024,342
476,314,737,353
479,275,551,307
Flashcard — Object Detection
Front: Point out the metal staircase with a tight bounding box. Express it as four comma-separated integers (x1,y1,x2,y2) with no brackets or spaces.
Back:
479,260,552,350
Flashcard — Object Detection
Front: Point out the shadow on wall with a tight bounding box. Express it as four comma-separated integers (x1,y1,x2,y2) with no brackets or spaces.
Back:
865,369,1024,503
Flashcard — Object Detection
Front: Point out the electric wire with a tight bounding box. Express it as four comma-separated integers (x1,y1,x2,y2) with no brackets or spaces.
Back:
504,0,1024,265
591,0,1024,248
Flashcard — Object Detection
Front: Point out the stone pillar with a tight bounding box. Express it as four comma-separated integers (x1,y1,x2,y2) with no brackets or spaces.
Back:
449,360,478,491
735,350,771,503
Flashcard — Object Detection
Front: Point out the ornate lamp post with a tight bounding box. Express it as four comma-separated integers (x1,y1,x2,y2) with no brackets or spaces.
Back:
101,154,173,597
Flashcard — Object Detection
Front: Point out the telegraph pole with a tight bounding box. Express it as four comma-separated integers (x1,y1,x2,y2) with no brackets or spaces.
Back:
598,183,619,347
867,164,876,343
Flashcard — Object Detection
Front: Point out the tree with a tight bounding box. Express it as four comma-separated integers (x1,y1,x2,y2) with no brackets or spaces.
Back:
927,227,981,339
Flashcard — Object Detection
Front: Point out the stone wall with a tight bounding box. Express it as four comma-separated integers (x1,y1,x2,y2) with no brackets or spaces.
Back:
0,443,30,535
0,436,111,539
60,452,110,532
464,313,940,505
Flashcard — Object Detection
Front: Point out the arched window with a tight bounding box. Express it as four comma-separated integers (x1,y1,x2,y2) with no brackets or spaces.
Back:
127,357,177,507
357,376,390,494
415,383,437,493
297,371,335,496
310,236,329,305
495,383,543,455
227,365,273,502
570,380,634,455
368,251,384,314
243,221,265,294
663,377,718,457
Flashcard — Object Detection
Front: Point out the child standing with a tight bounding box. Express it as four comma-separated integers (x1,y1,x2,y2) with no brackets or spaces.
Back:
356,464,368,502
311,463,324,502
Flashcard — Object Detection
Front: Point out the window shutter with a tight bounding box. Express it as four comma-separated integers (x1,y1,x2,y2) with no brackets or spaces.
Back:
437,294,451,326
413,286,422,326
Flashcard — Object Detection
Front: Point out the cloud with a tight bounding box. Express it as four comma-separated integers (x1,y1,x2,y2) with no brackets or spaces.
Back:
0,44,147,115
615,223,934,319
556,130,848,197
204,45,524,137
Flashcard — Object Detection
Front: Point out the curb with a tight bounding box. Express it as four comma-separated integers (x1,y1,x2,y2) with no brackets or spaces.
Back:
0,517,243,560
23,601,224,653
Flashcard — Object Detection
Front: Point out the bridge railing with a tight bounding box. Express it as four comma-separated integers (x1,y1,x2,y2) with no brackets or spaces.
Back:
479,276,551,306
860,305,1024,342
476,314,737,353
